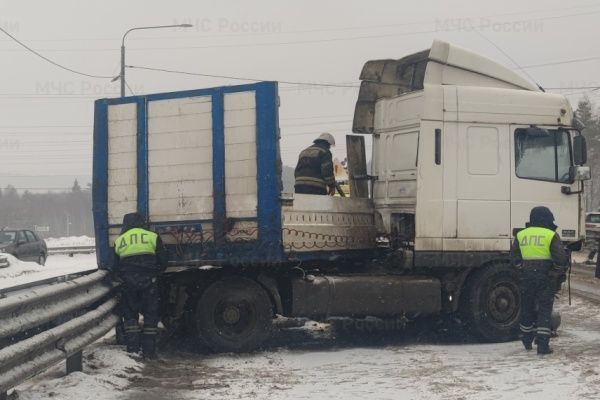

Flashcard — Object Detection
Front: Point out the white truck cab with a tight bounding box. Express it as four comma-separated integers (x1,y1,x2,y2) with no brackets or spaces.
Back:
351,40,589,267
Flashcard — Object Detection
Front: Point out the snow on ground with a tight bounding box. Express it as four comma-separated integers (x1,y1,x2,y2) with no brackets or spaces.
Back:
14,295,600,400
17,344,143,400
44,236,95,248
572,250,595,264
0,252,97,291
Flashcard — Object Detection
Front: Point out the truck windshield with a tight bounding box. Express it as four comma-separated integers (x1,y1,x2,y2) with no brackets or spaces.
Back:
515,128,572,183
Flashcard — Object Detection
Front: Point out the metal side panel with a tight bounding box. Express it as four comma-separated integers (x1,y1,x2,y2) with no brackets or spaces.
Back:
107,102,138,239
147,96,214,222
224,91,258,221
95,82,283,266
282,194,377,253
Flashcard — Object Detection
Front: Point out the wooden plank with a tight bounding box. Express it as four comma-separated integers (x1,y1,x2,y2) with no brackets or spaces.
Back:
346,135,369,198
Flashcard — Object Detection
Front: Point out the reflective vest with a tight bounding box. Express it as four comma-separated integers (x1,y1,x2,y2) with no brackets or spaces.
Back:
516,226,555,260
114,228,158,258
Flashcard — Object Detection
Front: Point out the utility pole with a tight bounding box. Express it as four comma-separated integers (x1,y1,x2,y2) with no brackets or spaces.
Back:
120,24,192,97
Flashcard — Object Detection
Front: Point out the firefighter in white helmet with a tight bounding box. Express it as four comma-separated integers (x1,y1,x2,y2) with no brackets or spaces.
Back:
294,133,336,195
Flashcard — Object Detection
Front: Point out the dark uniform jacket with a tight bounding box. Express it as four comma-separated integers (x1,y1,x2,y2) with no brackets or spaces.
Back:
113,213,167,276
294,140,336,191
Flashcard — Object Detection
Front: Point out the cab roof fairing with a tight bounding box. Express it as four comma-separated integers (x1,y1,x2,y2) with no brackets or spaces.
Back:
353,40,543,134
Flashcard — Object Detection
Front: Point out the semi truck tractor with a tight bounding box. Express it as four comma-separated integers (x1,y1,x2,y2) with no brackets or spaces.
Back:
93,40,590,352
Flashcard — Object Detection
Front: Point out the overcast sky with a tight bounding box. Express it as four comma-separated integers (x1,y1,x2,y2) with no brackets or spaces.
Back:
1,0,599,192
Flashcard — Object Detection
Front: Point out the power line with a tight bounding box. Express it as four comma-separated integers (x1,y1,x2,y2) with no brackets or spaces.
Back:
125,82,136,96
127,65,359,88
281,114,351,121
128,62,600,91
2,8,599,53
473,29,542,89
546,86,600,90
0,27,114,79
6,187,75,191
0,125,90,128
282,119,352,127
3,3,600,45
517,56,600,70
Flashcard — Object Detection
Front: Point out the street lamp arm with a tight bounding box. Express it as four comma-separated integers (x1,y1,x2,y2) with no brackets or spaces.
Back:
121,24,192,46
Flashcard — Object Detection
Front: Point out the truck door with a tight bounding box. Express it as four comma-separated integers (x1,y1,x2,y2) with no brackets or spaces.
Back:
455,123,511,241
510,126,580,240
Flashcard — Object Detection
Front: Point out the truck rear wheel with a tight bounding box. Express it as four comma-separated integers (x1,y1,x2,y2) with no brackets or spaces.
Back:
462,263,520,342
194,277,273,352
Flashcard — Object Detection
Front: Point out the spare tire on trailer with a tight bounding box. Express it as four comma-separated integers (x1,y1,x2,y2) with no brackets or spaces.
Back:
194,277,273,352
461,263,521,342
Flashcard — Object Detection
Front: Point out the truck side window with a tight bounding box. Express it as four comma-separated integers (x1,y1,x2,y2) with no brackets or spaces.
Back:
515,128,572,183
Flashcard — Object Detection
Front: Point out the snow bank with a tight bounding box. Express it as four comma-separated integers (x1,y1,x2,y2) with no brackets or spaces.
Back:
17,345,143,400
45,236,95,248
0,253,97,291
572,250,594,264
0,252,45,280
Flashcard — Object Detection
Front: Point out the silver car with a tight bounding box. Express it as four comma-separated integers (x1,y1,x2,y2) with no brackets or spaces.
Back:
585,212,600,242
0,229,48,265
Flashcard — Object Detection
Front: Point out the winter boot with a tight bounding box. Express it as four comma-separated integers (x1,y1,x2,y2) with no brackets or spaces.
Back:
141,333,157,359
537,337,553,355
125,332,140,353
124,319,141,353
521,332,534,351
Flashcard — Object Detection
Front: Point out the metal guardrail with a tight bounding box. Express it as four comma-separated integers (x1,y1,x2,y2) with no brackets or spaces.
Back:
0,268,98,297
47,245,96,256
569,263,600,304
0,270,119,399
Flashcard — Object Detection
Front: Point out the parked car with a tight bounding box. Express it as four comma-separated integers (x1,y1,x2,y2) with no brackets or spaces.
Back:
0,229,47,265
586,212,600,237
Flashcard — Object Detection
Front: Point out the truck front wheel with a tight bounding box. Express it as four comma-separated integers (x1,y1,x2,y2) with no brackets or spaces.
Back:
195,277,273,352
462,263,520,342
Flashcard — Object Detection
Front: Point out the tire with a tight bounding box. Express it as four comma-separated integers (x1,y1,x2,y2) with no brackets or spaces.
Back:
38,253,46,266
195,277,273,352
461,263,521,342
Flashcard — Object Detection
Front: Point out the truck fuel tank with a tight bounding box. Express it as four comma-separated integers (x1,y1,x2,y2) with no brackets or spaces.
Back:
291,275,441,319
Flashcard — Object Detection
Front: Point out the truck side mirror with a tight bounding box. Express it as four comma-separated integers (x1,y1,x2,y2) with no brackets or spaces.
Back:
573,135,587,165
569,165,591,181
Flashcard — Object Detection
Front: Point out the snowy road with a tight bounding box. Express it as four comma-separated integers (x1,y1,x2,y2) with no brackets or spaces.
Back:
6,251,600,399
15,294,600,400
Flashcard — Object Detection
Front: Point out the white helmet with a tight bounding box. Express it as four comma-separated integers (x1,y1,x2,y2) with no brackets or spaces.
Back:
316,132,336,147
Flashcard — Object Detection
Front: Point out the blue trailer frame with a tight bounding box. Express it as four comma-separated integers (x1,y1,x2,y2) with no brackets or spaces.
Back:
93,82,284,268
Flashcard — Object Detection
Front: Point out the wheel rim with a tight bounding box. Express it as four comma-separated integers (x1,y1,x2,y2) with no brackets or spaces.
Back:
485,280,520,326
213,299,256,339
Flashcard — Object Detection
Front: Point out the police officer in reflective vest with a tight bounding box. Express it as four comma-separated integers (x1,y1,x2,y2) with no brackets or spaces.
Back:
510,206,569,355
114,212,167,359
294,133,336,195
